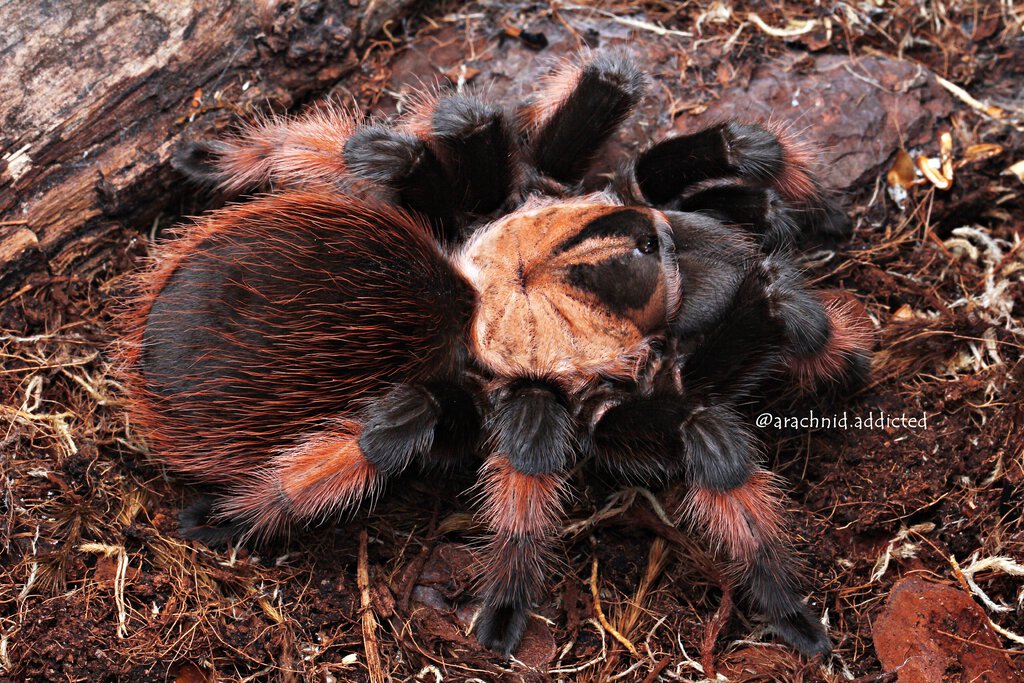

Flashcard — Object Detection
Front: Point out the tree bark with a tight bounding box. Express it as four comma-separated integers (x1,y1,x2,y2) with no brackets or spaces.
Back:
0,0,415,295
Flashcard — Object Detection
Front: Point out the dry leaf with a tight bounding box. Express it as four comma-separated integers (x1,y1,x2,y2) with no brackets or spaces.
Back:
445,65,480,85
964,143,1003,164
918,156,952,190
939,132,953,183
892,304,914,321
1006,160,1024,183
887,149,917,189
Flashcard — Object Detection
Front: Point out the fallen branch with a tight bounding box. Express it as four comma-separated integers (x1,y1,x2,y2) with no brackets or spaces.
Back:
359,529,386,683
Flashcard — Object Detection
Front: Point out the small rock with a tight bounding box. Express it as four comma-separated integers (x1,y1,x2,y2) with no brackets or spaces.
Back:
872,576,1023,683
697,54,954,192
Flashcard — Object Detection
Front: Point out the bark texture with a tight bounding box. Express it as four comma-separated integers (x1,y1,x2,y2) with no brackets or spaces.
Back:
0,0,414,294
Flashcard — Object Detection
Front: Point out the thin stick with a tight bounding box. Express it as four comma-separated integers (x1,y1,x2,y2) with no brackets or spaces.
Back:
358,529,386,683
935,629,1024,655
700,579,734,678
847,672,897,683
641,655,671,683
590,555,640,657
934,74,1006,119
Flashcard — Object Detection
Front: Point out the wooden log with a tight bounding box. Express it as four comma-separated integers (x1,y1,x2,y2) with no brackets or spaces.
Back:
0,0,415,295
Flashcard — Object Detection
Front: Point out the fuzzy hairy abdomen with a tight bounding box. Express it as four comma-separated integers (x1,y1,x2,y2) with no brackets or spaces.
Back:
127,192,475,485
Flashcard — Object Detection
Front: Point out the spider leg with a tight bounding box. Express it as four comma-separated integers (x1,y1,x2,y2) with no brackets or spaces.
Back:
521,53,645,185
786,290,874,389
677,184,800,252
342,125,455,224
633,122,850,245
426,94,515,217
635,122,786,203
665,211,758,338
173,105,356,192
683,255,829,396
590,399,831,657
685,462,832,658
178,495,247,547
189,382,479,542
589,396,688,483
684,256,872,394
344,94,515,240
473,379,573,654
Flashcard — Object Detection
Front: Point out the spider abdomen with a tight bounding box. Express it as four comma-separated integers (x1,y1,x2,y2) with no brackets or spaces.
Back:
125,192,475,485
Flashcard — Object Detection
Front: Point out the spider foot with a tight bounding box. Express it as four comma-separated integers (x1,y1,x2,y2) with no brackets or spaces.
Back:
171,140,235,187
474,601,529,656
178,496,244,547
768,605,832,658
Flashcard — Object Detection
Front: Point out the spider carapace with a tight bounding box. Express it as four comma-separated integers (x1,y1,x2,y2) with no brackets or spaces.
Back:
121,52,873,657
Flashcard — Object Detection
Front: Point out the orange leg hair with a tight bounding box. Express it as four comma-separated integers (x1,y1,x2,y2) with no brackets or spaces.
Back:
214,419,382,541
473,453,569,654
189,381,481,543
684,470,830,656
788,290,874,387
592,398,831,657
174,104,356,192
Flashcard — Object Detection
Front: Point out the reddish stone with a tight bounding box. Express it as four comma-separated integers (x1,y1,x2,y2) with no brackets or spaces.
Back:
697,54,953,192
872,576,1022,683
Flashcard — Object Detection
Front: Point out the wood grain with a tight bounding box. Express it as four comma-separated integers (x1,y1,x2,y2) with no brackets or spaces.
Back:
0,0,415,294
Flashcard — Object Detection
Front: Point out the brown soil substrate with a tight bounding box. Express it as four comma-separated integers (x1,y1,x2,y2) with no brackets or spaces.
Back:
2,1,1023,681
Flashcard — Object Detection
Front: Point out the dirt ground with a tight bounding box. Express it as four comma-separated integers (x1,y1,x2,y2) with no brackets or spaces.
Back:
2,1,1023,681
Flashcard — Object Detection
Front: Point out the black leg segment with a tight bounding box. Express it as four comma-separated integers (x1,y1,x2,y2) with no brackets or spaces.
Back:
359,382,480,475
343,125,456,226
529,53,645,185
636,122,785,205
474,378,572,655
430,94,515,216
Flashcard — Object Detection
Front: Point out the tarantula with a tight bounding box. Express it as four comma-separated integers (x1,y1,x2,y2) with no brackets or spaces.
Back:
121,53,872,658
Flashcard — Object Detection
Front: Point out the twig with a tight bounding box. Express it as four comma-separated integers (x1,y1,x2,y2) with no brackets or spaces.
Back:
556,2,692,37
641,655,671,683
846,672,897,683
748,12,817,38
934,74,1006,119
114,548,129,639
359,529,386,683
935,629,1024,655
397,505,438,613
548,619,608,674
700,580,734,678
397,543,431,614
78,543,130,638
590,555,639,657
994,238,1024,274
